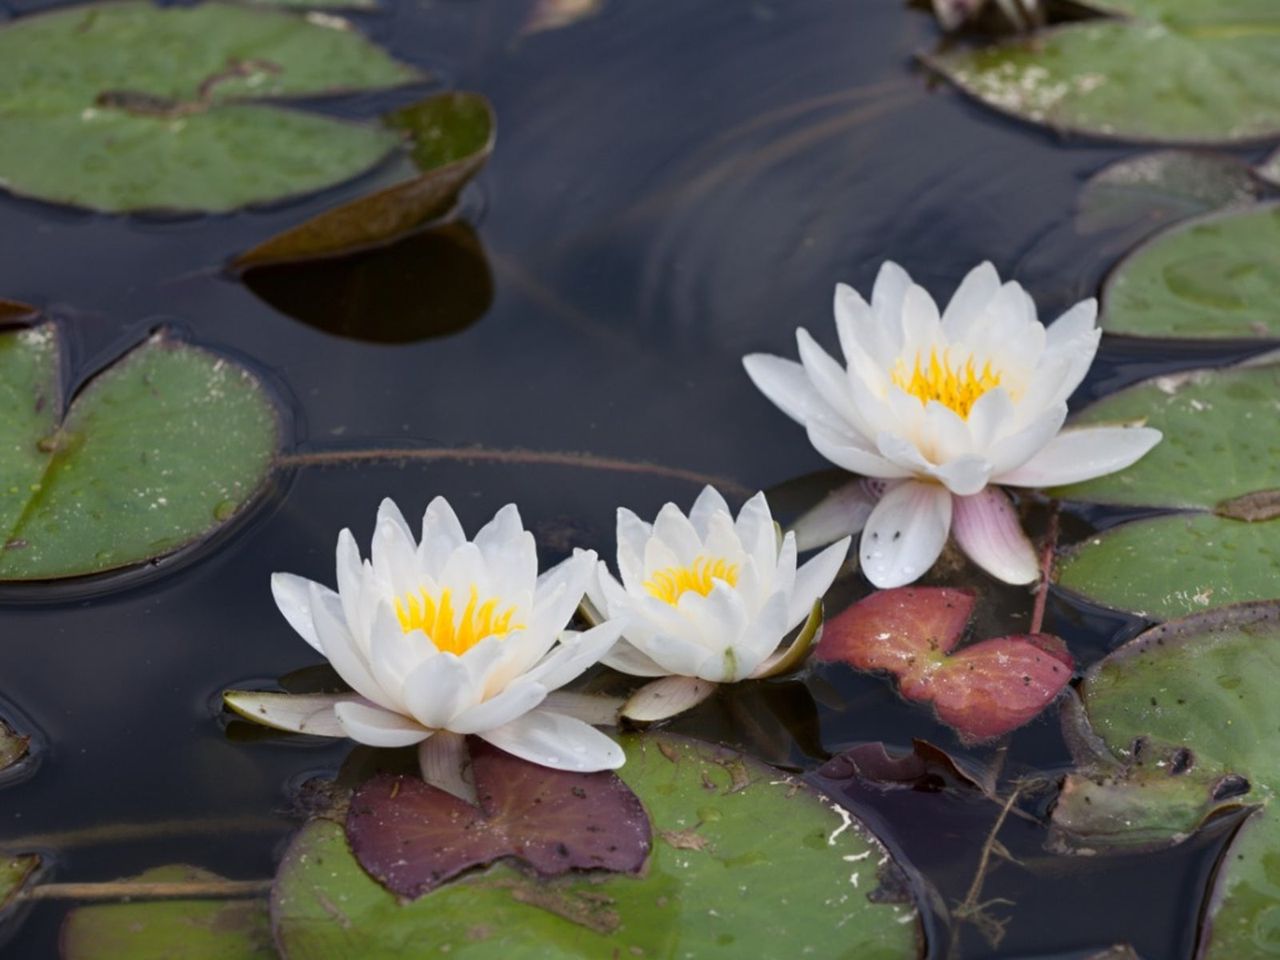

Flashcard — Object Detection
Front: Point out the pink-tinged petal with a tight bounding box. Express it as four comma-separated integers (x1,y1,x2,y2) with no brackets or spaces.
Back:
815,586,976,669
402,653,472,730
688,486,731,538
333,701,430,748
791,480,874,552
539,690,623,726
477,710,625,771
787,537,850,630
417,731,472,802
941,261,1001,339
985,402,1069,476
601,640,670,677
309,582,397,711
525,620,625,691
622,676,718,722
223,690,354,738
807,422,911,479
997,426,1163,488
742,354,845,431
952,487,1038,585
859,480,953,588
448,680,548,735
270,572,327,653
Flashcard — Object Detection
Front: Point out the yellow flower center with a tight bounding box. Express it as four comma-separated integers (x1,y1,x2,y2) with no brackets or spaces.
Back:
394,586,523,655
644,556,739,606
892,348,1002,419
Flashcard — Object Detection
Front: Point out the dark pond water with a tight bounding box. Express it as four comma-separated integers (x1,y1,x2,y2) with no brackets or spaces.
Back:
0,0,1274,956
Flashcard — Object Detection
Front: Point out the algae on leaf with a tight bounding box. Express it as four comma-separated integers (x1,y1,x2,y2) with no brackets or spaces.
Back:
0,2,421,212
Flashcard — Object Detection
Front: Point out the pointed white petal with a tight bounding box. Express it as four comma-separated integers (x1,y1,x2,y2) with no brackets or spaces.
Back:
1045,298,1098,349
602,640,672,677
941,261,1001,338
477,709,624,772
333,701,429,748
998,426,1162,488
616,508,652,592
525,620,625,691
402,653,473,729
900,284,943,358
986,403,1069,476
871,261,912,327
309,582,396,711
419,496,467,575
620,625,712,678
688,486,731,538
653,502,703,564
742,354,844,431
734,492,777,579
796,328,856,423
807,422,911,479
932,454,993,497
952,487,1038,585
335,529,368,640
270,573,326,653
418,731,474,803
787,536,850,629
447,680,548,734
223,690,353,737
371,500,419,595
859,480,952,588
622,676,718,723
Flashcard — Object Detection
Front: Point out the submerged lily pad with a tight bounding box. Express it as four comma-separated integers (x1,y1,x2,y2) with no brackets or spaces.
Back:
61,866,274,960
274,735,924,958
0,717,29,775
235,93,495,267
0,854,39,915
0,2,420,212
0,323,279,580
1100,203,1280,341
1052,602,1280,959
815,587,1073,742
927,6,1280,144
347,740,651,898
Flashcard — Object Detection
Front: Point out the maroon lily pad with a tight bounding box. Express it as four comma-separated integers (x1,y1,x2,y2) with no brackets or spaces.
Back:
815,587,1074,742
345,739,651,899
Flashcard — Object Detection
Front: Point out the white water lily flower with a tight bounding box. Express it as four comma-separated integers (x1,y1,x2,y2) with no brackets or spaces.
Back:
586,487,850,722
225,497,627,793
743,261,1161,589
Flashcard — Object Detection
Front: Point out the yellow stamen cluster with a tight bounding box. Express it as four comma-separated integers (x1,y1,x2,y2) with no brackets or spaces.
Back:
644,556,739,606
892,348,1002,419
394,586,522,655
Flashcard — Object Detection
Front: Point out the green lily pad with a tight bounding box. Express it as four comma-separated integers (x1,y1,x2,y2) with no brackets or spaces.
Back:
0,717,29,774
1054,602,1280,959
234,92,495,267
0,322,279,580
0,1,420,212
1260,147,1280,185
926,7,1280,144
1076,151,1259,237
1099,204,1280,341
273,735,924,958
61,866,274,960
0,854,39,915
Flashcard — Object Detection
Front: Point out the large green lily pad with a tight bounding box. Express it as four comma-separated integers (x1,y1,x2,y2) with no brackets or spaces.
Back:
61,866,274,960
926,5,1280,144
0,2,420,212
1052,603,1280,959
1053,362,1280,618
1100,204,1280,341
273,735,924,958
0,322,279,580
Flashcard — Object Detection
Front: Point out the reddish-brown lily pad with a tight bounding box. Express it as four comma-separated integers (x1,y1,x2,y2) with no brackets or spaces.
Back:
345,739,650,899
815,587,1074,742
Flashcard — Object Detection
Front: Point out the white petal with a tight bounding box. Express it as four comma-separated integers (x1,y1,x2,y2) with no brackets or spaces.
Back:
309,582,396,711
871,261,912,329
941,261,1001,339
223,690,353,737
965,387,1015,453
417,731,473,803
475,505,537,599
734,492,777,580
952,487,1038,584
333,701,429,748
859,480,952,588
807,422,912,479
676,581,749,662
616,508,652,592
1045,297,1098,349
932,455,993,497
620,625,713,678
402,653,473,729
796,328,856,424
900,284,943,358
726,590,790,676
653,502,703,564
998,426,1162,488
447,679,548,734
477,709,624,772
742,354,845,431
787,536,850,629
524,620,626,691
622,676,718,723
688,486,732,538
986,403,1069,476
440,542,491,598
366,603,423,700
371,499,419,595
419,496,467,575
270,573,326,653
540,690,623,726
601,640,671,677
335,529,369,642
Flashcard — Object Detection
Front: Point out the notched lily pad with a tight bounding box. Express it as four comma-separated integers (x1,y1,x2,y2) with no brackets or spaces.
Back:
346,740,651,899
0,321,279,580
0,1,421,212
1050,601,1280,959
926,6,1280,144
816,587,1073,742
60,865,274,960
234,92,495,268
274,734,924,958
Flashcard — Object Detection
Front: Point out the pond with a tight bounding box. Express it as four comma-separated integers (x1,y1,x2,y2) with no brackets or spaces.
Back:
0,0,1278,957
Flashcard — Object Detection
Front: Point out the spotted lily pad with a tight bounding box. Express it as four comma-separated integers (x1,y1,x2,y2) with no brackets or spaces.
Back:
1049,602,1280,959
1054,362,1280,619
235,93,495,268
347,740,651,898
274,735,924,958
0,2,420,212
0,322,279,580
61,866,274,960
815,587,1073,742
1100,203,1280,341
926,4,1280,144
